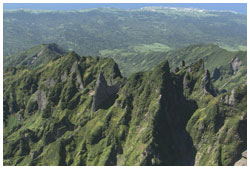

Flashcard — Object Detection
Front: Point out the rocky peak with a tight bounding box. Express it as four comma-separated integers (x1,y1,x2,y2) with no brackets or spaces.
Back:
154,60,170,75
98,71,107,85
202,69,215,96
67,51,80,61
204,69,211,83
230,57,242,74
228,88,236,106
92,72,120,112
46,43,66,55
211,68,221,81
3,50,246,166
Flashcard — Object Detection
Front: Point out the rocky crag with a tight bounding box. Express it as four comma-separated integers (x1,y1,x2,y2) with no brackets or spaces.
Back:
92,71,120,112
3,50,246,166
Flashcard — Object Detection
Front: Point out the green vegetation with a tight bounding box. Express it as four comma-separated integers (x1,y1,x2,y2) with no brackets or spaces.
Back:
3,47,246,166
3,6,247,166
3,7,246,92
3,43,67,70
100,44,246,93
4,7,246,57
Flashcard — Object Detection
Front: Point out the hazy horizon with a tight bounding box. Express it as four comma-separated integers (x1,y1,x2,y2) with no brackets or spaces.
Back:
3,3,247,14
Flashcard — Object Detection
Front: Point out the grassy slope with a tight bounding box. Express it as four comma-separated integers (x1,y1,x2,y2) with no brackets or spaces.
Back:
99,43,172,76
100,44,246,92
3,51,246,166
3,43,67,70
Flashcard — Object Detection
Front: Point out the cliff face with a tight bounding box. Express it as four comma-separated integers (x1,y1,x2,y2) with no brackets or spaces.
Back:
92,72,120,112
3,51,246,166
211,55,246,93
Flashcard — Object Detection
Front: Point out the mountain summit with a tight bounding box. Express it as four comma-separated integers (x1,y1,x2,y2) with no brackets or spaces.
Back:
3,48,246,166
4,43,67,70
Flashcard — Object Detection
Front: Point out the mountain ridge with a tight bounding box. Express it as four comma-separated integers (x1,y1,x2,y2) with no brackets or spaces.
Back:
100,43,246,92
3,48,246,166
4,43,67,70
4,43,246,93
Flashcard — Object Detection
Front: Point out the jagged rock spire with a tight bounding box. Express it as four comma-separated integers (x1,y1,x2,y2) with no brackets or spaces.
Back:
203,69,211,92
202,69,215,96
92,71,119,112
97,71,107,86
204,69,211,83
230,57,242,75
212,68,221,81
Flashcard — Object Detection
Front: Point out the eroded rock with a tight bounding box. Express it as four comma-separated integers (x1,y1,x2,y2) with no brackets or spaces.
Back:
35,90,47,112
230,57,242,74
234,150,247,166
212,68,221,81
92,72,120,111
201,69,215,96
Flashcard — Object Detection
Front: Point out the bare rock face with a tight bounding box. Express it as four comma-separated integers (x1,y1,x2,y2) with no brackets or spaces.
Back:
70,62,84,89
201,69,217,96
92,72,119,111
228,88,236,106
70,61,78,73
234,150,247,166
212,68,221,81
35,90,47,112
61,71,67,82
222,88,236,106
202,70,212,94
230,57,242,74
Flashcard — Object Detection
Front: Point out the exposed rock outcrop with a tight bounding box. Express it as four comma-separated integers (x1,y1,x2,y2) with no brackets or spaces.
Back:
230,57,242,74
228,88,236,106
201,69,215,96
92,72,120,111
3,52,246,166
34,90,47,112
234,150,247,166
61,71,68,82
221,85,246,106
212,68,221,81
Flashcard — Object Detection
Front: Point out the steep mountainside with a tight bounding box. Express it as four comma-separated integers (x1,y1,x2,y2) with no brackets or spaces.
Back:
3,51,246,166
102,44,246,92
164,44,247,92
3,7,246,56
3,43,67,70
4,43,245,93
